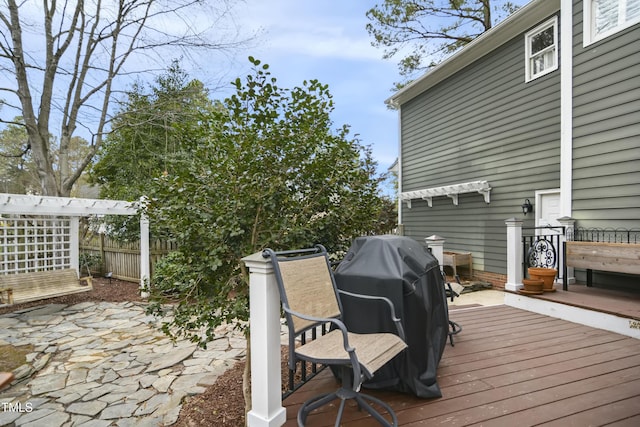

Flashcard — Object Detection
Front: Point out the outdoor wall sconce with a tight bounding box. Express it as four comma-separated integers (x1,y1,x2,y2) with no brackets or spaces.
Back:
521,199,533,216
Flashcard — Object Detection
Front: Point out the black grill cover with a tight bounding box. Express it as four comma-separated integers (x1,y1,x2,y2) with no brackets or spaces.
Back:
334,235,448,398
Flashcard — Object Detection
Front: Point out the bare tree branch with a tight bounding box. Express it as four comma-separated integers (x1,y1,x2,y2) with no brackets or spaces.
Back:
366,0,520,85
0,0,248,196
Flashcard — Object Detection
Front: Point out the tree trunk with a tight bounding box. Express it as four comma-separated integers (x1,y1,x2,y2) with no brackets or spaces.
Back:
482,0,492,31
2,0,244,198
29,131,59,196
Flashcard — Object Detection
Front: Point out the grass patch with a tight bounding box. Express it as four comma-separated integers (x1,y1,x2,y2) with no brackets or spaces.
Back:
0,344,34,372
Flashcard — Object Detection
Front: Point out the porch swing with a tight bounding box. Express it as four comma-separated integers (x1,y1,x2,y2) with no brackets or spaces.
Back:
0,193,147,305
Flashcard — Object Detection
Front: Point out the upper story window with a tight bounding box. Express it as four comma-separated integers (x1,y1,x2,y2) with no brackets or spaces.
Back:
584,0,640,46
525,17,558,82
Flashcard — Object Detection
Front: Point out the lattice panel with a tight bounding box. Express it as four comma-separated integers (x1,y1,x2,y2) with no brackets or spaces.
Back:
1,216,72,274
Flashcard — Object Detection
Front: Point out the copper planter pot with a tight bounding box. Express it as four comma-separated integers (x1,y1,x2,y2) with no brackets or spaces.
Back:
528,267,557,292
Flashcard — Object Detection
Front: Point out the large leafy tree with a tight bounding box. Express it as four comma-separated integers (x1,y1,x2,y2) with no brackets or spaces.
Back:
91,62,216,239
93,62,215,202
145,57,394,345
366,0,520,86
145,57,395,412
0,0,243,196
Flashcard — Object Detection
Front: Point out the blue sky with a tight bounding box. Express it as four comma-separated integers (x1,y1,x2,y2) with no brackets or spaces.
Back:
221,0,530,181
0,1,399,175
1,0,530,190
229,0,401,174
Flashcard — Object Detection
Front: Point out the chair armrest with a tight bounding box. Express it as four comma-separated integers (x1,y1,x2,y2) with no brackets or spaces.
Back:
283,306,366,389
283,306,355,353
337,289,406,341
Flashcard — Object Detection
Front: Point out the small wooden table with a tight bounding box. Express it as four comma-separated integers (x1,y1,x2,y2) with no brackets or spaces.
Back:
443,251,473,279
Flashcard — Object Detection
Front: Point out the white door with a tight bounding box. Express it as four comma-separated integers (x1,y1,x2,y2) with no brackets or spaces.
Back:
534,190,563,278
536,191,561,232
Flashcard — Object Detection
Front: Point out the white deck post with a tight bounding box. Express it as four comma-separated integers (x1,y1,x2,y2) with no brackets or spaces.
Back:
505,218,524,291
425,234,446,271
242,251,286,427
140,213,150,298
70,216,80,276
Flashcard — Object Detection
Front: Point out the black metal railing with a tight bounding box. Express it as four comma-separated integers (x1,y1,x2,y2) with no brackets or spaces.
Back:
522,226,566,276
282,323,329,399
568,227,640,243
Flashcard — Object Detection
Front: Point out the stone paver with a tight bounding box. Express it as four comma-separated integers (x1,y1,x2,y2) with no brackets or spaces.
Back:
0,302,247,426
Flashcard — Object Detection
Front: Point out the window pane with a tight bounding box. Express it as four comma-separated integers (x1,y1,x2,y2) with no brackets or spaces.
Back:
628,0,640,20
531,26,554,54
525,16,557,81
532,50,555,75
594,0,618,35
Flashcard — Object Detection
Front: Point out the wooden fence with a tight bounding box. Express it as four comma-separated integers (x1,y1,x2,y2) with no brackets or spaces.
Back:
79,233,177,282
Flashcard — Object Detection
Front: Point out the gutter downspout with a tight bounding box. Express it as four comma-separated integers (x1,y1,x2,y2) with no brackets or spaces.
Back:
395,103,403,234
560,0,573,218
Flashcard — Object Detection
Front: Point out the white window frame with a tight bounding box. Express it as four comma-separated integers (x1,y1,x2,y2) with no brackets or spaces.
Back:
584,0,640,46
525,16,559,83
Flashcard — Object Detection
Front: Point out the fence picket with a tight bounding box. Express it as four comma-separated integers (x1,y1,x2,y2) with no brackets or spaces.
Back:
80,233,177,282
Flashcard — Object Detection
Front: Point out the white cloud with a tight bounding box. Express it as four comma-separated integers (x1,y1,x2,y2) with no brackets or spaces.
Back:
267,28,380,61
228,0,401,174
238,0,381,62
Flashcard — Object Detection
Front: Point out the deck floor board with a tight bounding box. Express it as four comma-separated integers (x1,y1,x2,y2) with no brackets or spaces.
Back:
283,305,640,426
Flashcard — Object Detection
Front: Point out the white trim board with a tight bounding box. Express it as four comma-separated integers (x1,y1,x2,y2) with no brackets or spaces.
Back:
505,292,640,339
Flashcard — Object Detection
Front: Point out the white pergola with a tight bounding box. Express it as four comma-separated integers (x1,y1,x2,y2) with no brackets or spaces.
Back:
401,180,492,208
0,193,149,295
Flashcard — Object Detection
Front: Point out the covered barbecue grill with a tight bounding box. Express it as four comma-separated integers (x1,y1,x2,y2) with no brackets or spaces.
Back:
334,235,449,398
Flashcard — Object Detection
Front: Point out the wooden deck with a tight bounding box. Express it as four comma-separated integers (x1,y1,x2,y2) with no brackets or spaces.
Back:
283,305,640,426
525,283,640,320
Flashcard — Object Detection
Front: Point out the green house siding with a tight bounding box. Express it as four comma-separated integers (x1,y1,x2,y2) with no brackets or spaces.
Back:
572,0,640,230
398,1,638,279
400,18,561,275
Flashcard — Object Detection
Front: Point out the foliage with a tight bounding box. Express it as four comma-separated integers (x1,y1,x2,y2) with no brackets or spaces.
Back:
366,0,521,87
79,252,103,276
0,0,244,196
91,61,215,240
145,57,396,347
0,120,36,194
0,119,92,195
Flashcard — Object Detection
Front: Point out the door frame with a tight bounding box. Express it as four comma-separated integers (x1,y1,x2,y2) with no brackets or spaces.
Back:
535,188,561,230
534,188,569,283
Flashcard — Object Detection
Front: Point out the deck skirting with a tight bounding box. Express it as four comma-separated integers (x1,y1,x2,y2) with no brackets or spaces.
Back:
505,292,640,339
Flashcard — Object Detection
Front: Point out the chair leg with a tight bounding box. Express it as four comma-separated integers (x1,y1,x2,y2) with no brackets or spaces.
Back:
298,392,339,426
334,398,347,427
297,388,397,427
354,393,397,427
448,320,462,346
298,366,397,426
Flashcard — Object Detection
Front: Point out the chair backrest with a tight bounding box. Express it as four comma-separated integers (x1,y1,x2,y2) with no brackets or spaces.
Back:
265,246,342,335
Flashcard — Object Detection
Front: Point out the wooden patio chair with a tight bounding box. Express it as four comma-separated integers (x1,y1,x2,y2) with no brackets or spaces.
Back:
263,245,407,427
